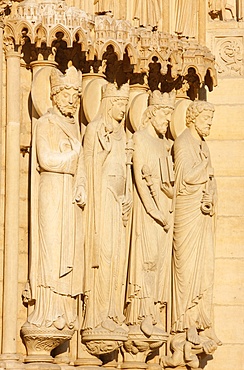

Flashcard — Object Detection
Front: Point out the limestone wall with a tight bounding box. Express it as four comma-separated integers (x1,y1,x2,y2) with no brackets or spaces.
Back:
205,16,244,369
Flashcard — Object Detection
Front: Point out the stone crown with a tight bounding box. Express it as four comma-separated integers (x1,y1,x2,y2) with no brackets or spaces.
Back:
102,83,130,99
149,90,175,108
50,65,82,91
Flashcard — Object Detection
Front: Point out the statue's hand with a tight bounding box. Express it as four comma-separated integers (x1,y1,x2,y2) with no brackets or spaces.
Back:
200,151,209,167
201,190,213,204
69,138,81,155
122,194,133,226
161,182,174,199
74,185,86,208
150,209,169,230
98,127,112,152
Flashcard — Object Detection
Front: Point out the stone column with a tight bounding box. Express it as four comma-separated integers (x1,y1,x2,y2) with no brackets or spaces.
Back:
0,50,22,368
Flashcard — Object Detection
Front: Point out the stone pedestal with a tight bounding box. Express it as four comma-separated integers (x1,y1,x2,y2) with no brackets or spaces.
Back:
21,323,74,368
122,326,168,370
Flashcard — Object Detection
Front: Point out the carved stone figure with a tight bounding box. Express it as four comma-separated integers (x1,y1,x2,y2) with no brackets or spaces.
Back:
125,91,175,349
171,101,221,350
132,0,162,27
175,0,198,38
21,66,86,359
208,0,235,20
82,83,131,353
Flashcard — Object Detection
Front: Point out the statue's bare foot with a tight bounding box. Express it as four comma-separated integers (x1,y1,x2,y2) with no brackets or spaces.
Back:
140,315,154,336
202,327,222,346
186,326,200,345
202,339,218,355
101,318,118,332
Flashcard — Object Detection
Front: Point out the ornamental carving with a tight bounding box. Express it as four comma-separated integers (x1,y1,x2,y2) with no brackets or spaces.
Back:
215,37,243,76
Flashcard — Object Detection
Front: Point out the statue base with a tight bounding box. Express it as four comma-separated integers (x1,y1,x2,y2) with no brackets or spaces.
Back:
121,361,148,370
122,325,168,370
21,322,74,364
74,357,103,370
82,325,127,356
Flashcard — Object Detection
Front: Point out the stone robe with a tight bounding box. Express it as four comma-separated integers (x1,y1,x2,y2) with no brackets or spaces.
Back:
126,129,173,327
82,118,128,330
175,0,197,38
132,0,162,27
29,109,85,328
172,128,216,333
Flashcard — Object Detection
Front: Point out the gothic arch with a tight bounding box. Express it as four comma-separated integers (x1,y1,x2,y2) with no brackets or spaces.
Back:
47,24,72,47
15,21,34,44
73,27,88,51
98,40,123,60
124,43,138,65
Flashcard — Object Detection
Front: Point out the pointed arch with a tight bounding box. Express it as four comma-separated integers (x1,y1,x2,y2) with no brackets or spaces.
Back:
15,21,34,44
73,27,88,51
47,24,72,47
124,43,138,65
34,24,48,48
98,40,123,60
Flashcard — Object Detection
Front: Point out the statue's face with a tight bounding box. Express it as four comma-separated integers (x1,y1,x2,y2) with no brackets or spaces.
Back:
152,107,172,135
194,109,214,137
111,99,127,122
55,87,80,118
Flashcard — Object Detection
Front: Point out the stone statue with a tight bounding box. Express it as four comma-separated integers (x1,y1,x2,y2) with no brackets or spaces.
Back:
82,83,131,352
132,0,162,27
208,0,235,20
125,90,175,338
175,0,198,38
22,66,86,358
171,101,221,353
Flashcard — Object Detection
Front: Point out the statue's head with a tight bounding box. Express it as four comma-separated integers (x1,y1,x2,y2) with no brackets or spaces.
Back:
50,65,82,118
100,83,129,129
186,100,215,138
141,90,175,135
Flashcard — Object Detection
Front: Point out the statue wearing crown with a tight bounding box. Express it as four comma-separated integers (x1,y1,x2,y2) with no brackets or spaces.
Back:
82,83,131,354
21,66,86,362
123,90,175,364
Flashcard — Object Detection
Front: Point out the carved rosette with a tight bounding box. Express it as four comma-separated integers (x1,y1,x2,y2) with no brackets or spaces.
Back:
215,37,243,76
21,323,75,363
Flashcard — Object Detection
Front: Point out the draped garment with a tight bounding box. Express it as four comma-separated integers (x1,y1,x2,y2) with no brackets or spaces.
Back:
82,119,128,330
172,128,216,333
29,110,85,327
126,130,173,326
